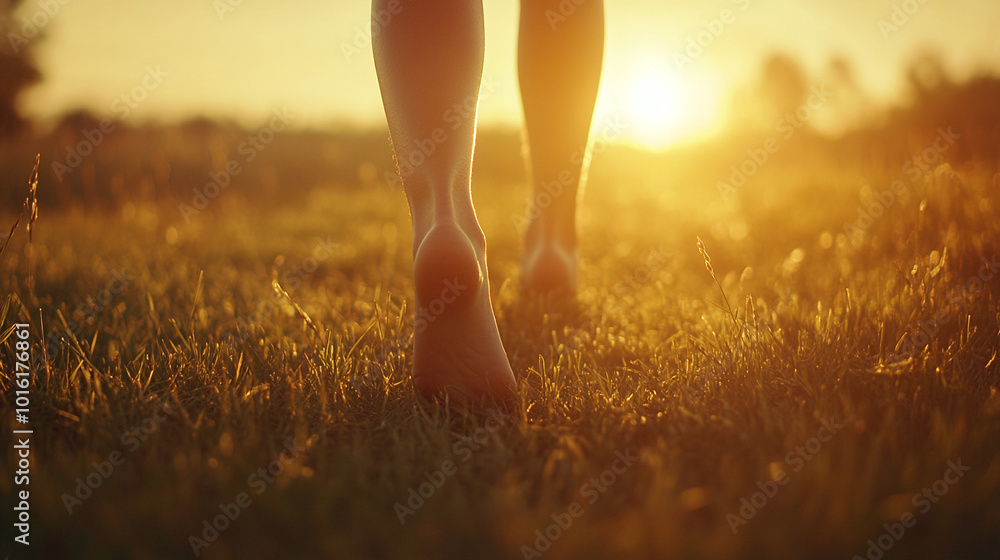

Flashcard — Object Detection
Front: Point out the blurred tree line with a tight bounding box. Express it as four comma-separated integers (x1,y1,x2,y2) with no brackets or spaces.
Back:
725,50,1000,168
0,0,41,138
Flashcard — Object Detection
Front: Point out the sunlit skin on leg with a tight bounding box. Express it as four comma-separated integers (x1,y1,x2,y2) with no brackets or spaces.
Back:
519,0,604,294
372,0,516,404
372,0,603,402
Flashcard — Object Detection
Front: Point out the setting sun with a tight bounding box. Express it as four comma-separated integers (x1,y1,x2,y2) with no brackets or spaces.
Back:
618,60,722,150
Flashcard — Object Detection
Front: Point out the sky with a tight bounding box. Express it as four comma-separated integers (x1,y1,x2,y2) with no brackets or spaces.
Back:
14,0,1000,148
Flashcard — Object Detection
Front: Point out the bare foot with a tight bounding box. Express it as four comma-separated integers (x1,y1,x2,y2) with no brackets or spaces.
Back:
521,218,577,294
522,241,577,295
411,221,517,405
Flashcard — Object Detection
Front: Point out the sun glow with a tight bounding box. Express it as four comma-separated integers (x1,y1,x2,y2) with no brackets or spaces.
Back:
617,60,724,150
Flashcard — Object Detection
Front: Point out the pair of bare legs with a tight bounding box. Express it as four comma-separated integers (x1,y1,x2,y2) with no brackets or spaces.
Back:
372,0,604,404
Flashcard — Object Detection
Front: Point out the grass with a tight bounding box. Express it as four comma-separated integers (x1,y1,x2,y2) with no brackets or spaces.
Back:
1,130,999,560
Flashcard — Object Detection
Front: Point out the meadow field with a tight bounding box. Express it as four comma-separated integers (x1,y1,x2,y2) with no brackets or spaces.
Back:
2,83,1000,559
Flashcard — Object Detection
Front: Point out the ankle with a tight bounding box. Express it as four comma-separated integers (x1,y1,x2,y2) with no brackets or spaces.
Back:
406,189,481,251
524,213,577,250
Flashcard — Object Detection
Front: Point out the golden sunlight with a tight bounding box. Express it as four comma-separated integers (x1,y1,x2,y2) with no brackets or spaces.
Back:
619,60,723,150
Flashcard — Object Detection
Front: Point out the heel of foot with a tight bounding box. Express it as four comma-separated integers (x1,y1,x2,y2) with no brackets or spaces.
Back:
410,223,517,406
522,244,576,294
413,224,483,308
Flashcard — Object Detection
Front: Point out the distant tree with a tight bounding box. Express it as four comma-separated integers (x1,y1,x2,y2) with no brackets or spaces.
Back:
0,0,42,138
820,55,874,135
726,52,809,134
905,50,951,102
756,54,808,120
